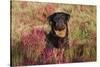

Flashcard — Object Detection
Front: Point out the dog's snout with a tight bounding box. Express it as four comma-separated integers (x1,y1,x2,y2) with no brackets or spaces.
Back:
55,22,65,30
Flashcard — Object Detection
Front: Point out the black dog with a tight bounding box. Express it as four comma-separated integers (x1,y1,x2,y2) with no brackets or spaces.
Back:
46,12,70,49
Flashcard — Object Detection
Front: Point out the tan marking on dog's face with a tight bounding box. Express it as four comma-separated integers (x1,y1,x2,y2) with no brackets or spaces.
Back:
54,26,66,38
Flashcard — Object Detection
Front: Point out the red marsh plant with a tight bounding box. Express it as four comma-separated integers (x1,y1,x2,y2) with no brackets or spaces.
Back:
21,27,46,65
41,48,53,64
20,1,28,9
40,48,66,64
34,7,46,22
44,4,56,16
34,4,56,22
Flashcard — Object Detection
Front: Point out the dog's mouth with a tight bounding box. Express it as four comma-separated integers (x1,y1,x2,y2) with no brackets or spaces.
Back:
54,27,66,38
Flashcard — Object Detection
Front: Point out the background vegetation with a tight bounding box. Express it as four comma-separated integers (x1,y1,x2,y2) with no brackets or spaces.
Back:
11,1,96,66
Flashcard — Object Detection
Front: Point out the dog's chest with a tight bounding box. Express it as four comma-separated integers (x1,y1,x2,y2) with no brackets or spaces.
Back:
47,33,68,48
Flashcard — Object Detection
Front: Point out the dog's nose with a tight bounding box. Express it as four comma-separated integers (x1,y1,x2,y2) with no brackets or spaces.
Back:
56,23,65,31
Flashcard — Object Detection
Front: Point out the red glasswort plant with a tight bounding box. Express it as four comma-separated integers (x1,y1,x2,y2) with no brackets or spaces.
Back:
21,27,46,52
20,1,28,9
40,48,65,64
41,48,53,64
21,27,46,64
44,4,56,16
34,4,56,22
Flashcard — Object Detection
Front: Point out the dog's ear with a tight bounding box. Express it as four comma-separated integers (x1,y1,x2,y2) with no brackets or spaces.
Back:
64,13,70,22
47,14,54,25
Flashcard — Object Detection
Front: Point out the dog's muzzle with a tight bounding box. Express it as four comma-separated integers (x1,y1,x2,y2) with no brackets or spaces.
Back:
54,26,66,38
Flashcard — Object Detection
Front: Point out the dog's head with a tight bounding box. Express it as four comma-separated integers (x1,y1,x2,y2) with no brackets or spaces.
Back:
47,12,70,38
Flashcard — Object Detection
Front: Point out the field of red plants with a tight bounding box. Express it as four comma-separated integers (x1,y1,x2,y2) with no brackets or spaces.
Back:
11,1,96,66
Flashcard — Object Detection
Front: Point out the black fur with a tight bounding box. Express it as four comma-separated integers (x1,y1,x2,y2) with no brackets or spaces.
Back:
47,12,70,49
